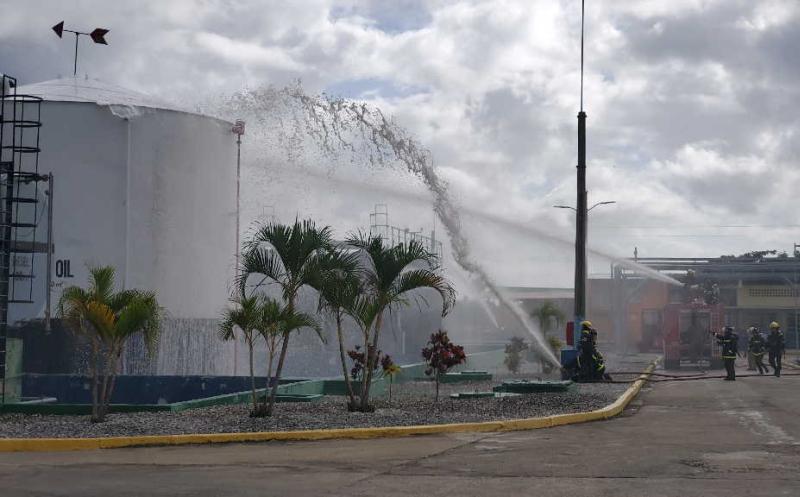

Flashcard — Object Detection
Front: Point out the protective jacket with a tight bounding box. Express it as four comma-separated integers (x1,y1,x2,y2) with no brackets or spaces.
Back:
767,330,785,353
748,334,766,356
717,332,738,359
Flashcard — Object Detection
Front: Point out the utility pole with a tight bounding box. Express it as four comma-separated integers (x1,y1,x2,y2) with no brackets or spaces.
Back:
574,0,588,329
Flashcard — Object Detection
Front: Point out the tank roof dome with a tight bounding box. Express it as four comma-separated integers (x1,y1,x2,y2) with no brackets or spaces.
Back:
16,76,196,115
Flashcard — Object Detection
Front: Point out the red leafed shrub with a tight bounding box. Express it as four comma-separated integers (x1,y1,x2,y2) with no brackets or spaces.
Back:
421,330,466,401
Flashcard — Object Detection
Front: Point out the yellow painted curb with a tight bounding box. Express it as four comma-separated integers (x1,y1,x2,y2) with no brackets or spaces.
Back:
0,361,657,453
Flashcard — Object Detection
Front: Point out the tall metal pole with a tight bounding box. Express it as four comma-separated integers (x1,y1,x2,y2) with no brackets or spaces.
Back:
574,0,588,327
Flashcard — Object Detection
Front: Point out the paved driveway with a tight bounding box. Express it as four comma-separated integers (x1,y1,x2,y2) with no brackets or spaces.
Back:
1,371,798,496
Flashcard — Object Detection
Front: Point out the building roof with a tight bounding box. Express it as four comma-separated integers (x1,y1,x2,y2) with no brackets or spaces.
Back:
501,287,574,300
16,76,197,116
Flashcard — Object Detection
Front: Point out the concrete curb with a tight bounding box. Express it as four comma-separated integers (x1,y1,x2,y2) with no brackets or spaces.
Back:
0,362,657,453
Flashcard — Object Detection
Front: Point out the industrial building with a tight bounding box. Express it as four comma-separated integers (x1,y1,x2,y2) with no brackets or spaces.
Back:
506,255,800,355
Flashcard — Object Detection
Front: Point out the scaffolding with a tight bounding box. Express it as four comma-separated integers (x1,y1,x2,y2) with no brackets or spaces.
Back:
368,204,443,260
0,74,50,404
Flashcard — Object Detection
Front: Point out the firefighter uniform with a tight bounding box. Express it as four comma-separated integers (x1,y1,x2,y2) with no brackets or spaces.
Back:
575,321,610,381
767,322,785,377
716,327,738,381
747,327,768,375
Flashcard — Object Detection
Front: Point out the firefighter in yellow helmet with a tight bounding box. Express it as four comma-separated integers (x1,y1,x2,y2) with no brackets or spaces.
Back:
576,321,610,381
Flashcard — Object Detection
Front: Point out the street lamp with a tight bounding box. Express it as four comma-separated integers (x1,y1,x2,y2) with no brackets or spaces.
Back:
553,201,616,213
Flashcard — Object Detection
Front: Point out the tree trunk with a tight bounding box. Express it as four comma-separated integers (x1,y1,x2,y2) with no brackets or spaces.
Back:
261,339,275,413
90,337,100,422
96,344,117,423
360,310,384,412
266,331,291,416
335,313,357,408
248,338,257,414
435,369,440,402
358,328,370,411
101,345,122,421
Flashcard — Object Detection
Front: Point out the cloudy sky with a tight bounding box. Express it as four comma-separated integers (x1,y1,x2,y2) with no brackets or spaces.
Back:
2,0,799,287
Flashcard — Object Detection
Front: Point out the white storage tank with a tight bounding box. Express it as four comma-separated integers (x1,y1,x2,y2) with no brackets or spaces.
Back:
12,76,239,373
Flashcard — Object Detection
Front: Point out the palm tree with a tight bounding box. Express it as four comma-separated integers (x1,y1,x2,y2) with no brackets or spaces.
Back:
59,266,161,422
346,233,456,411
532,301,565,336
237,219,332,415
219,293,263,414
316,247,369,410
255,297,320,416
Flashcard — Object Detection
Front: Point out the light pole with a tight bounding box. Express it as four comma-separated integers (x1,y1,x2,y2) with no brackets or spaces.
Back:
572,0,589,334
553,201,616,213
555,198,615,347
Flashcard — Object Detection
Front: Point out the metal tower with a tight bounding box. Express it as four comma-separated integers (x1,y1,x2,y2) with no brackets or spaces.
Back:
0,74,50,404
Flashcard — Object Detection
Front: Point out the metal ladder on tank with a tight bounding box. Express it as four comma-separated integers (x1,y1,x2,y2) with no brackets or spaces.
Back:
0,73,47,404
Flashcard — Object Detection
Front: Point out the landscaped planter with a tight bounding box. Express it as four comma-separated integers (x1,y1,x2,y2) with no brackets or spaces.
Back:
493,379,573,394
449,391,519,399
439,371,493,383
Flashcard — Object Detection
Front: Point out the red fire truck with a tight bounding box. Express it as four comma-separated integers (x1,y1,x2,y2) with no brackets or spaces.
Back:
662,301,724,369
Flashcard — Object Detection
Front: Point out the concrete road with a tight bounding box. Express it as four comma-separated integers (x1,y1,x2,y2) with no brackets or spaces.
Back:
1,372,798,496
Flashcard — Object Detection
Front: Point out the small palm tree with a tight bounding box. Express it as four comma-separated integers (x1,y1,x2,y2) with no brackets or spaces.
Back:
255,298,320,416
532,301,565,335
59,266,161,423
347,233,456,411
237,219,332,415
317,265,364,410
219,294,263,414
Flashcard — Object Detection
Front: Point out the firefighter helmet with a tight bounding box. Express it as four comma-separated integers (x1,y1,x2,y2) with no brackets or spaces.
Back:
769,321,780,329
580,320,593,330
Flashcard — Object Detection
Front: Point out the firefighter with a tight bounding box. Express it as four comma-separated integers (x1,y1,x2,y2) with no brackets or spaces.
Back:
714,326,739,381
575,321,611,381
767,321,785,377
747,326,768,375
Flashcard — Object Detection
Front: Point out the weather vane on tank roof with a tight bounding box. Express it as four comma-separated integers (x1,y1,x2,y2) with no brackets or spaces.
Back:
51,21,110,77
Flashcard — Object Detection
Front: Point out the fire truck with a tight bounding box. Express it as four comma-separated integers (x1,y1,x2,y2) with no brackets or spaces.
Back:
662,301,724,369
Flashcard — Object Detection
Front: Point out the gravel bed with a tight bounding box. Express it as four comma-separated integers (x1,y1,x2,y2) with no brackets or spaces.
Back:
0,377,629,439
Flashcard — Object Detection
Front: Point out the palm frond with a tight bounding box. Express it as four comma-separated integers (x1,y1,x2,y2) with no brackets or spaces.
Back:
88,266,116,303
280,308,323,342
218,294,261,342
115,292,162,354
84,301,116,342
389,269,456,317
237,247,286,296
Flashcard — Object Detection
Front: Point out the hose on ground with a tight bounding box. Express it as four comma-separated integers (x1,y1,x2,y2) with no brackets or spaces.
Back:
593,371,800,384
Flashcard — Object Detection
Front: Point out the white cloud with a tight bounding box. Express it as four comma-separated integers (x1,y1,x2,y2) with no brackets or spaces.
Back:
2,0,799,286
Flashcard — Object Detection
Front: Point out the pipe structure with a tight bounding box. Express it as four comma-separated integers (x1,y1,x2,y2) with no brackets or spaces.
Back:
45,173,53,331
